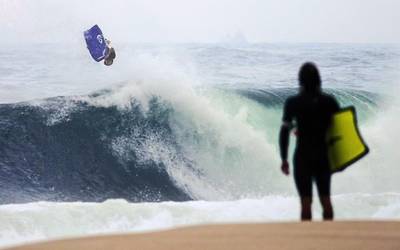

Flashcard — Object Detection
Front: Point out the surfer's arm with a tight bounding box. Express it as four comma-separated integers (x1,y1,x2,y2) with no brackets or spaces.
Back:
279,125,290,176
333,98,340,112
279,99,294,162
330,94,340,112
279,124,290,161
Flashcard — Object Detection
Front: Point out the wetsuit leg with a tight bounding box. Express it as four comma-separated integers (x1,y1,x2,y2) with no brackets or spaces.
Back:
314,156,331,197
314,171,331,196
293,150,313,220
293,150,313,198
313,155,333,220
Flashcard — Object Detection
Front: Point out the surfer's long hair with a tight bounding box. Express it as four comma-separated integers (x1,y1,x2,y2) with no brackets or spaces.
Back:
298,62,321,93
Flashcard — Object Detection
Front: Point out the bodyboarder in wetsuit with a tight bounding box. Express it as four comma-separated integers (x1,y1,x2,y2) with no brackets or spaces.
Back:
279,62,340,221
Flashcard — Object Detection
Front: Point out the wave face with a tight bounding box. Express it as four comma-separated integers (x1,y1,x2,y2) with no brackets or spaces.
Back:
0,85,381,204
0,96,192,203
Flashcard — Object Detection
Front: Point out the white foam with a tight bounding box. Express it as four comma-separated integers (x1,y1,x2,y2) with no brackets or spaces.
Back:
0,194,399,248
78,55,282,200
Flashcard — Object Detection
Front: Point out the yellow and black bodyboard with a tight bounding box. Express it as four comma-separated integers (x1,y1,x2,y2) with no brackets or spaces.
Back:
326,106,369,173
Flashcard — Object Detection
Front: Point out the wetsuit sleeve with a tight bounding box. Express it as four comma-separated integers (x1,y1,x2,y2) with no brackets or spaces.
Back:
282,98,294,126
279,99,294,161
332,97,340,112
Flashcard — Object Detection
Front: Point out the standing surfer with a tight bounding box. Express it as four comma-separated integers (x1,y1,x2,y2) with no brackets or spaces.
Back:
279,62,340,221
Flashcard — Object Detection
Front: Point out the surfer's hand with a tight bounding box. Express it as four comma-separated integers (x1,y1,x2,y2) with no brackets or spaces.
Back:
281,161,289,176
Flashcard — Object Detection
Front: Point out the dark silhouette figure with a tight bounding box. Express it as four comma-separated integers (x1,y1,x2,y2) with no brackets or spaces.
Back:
279,62,339,221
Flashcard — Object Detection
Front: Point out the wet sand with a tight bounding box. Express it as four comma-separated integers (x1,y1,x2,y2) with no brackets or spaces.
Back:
4,221,400,250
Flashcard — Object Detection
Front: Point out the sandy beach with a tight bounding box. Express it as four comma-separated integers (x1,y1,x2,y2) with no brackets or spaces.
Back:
3,221,400,250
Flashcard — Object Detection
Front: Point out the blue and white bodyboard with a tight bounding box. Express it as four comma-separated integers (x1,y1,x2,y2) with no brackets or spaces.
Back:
84,25,108,62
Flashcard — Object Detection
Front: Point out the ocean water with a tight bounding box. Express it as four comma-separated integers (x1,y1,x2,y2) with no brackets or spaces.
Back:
0,43,399,247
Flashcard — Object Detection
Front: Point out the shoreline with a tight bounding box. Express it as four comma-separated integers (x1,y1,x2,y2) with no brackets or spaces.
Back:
3,221,400,250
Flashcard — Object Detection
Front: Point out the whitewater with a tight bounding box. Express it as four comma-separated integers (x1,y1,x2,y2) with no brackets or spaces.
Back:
0,40,400,247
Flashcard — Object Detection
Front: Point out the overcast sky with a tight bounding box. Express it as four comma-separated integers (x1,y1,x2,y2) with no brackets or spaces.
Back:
1,0,399,44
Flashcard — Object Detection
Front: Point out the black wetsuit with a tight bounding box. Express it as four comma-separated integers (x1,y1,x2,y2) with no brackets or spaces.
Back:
279,91,339,197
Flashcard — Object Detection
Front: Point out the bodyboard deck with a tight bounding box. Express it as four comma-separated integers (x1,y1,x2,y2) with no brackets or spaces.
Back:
327,106,369,173
84,25,108,62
